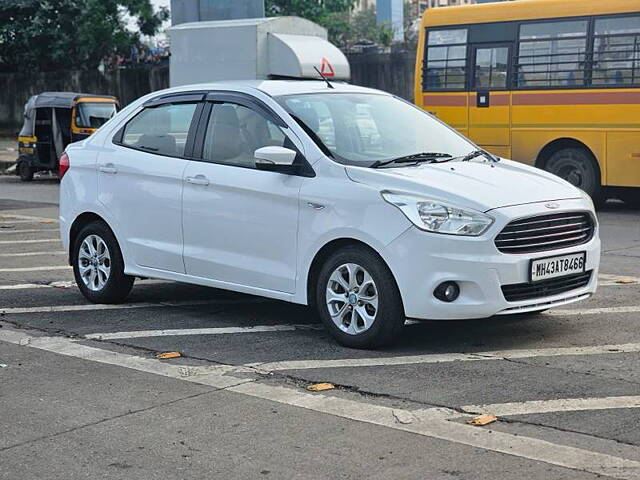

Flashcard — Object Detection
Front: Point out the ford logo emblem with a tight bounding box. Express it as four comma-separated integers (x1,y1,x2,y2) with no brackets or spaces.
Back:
545,202,560,209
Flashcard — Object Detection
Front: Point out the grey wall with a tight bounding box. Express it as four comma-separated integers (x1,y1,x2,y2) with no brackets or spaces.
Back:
0,50,417,132
171,0,265,25
0,67,169,133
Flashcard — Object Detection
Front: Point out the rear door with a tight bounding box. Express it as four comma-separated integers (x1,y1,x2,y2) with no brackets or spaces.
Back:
468,43,512,158
97,94,204,273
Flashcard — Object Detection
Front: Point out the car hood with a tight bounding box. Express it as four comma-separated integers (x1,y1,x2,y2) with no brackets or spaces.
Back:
345,159,583,212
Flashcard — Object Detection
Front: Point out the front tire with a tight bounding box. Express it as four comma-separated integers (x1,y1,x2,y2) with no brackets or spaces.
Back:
315,246,405,349
72,221,134,304
544,147,601,202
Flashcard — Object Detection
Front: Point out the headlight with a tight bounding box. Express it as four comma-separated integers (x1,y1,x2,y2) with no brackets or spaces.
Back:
381,191,494,236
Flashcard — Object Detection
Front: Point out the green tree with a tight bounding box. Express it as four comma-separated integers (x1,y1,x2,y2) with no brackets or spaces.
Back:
0,0,169,72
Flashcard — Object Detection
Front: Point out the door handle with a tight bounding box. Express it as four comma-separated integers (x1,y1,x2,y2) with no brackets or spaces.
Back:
99,163,117,174
185,174,210,186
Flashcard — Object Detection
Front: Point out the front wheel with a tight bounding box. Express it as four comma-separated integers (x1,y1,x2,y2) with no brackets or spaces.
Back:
72,221,134,304
544,148,601,202
315,246,405,349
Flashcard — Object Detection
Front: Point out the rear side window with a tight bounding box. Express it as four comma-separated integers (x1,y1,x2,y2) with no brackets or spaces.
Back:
592,15,640,86
121,103,197,157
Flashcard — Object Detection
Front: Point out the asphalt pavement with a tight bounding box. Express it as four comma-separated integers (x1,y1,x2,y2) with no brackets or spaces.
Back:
1,175,639,480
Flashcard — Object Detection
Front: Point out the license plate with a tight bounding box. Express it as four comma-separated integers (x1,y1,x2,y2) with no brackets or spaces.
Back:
530,252,586,282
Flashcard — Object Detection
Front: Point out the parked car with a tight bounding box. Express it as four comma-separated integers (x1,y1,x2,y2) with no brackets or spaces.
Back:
17,92,118,181
59,81,600,348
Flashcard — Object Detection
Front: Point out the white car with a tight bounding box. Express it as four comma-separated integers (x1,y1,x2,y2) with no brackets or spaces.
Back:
59,80,600,348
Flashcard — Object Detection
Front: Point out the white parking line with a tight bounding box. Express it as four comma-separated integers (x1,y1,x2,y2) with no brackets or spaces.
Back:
0,265,71,273
552,306,640,315
0,238,59,245
0,214,58,223
462,396,640,417
0,228,58,235
1,326,639,480
85,324,322,340
0,298,266,315
0,279,169,291
251,343,640,371
0,251,66,258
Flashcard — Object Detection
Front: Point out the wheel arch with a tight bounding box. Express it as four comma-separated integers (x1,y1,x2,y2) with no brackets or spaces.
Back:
535,137,601,176
68,212,115,265
305,237,400,306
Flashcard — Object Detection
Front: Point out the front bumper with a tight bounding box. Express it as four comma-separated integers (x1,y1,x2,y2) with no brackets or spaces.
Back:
384,198,600,320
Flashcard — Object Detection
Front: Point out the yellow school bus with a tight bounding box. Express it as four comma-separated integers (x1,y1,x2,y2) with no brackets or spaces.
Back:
415,0,640,203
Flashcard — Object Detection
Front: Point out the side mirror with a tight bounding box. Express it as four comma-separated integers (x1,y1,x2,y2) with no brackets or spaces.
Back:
254,146,297,173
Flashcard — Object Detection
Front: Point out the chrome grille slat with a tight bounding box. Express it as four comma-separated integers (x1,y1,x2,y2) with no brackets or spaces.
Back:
495,227,592,244
495,212,594,254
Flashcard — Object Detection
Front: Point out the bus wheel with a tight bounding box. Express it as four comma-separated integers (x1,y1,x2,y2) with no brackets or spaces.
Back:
545,148,601,201
18,162,34,182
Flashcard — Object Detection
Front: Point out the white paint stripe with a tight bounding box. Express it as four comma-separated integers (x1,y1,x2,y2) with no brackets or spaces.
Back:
462,396,640,417
0,214,58,223
252,343,640,371
0,298,265,315
599,273,640,283
551,306,640,316
0,228,58,234
0,238,59,245
1,326,639,479
0,265,70,273
86,325,321,340
0,251,66,258
0,279,169,291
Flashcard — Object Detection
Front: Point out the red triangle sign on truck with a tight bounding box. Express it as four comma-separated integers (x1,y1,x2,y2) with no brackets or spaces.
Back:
320,57,335,77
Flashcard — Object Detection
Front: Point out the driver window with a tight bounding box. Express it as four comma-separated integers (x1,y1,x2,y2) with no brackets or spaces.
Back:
202,102,289,168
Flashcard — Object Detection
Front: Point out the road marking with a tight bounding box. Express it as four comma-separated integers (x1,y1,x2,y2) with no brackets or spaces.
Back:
0,265,70,273
462,396,640,417
1,326,639,480
0,214,58,223
598,273,640,286
0,279,169,291
551,306,640,316
251,343,640,371
85,324,323,340
0,298,266,315
0,238,59,245
0,251,66,258
0,228,58,235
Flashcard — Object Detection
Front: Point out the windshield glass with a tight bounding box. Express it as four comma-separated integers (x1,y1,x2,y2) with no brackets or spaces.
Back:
76,102,117,129
276,93,476,166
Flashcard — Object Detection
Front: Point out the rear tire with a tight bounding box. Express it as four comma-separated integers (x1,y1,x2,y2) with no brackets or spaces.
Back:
72,221,134,304
18,162,34,182
544,148,602,203
315,245,405,349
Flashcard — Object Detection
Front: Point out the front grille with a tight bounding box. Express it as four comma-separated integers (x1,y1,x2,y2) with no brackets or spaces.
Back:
502,271,592,302
495,212,594,254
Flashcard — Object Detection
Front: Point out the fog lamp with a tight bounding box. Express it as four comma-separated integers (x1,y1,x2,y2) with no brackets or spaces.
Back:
434,282,460,302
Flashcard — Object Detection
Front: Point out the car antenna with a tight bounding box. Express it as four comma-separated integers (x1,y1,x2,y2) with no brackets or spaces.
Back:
314,66,335,89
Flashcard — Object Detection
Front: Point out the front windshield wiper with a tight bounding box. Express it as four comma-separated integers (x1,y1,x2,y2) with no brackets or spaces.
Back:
460,149,500,163
370,152,453,169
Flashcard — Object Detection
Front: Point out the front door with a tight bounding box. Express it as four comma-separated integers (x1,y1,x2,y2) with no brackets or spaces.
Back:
469,43,512,158
182,98,304,293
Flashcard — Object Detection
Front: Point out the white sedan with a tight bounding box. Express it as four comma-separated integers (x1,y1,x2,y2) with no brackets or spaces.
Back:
59,80,600,348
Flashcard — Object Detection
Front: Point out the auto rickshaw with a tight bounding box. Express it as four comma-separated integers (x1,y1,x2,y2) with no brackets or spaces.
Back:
16,92,118,181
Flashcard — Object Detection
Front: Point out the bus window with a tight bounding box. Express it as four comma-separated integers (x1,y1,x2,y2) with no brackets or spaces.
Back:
516,20,588,88
474,46,509,89
592,15,640,86
424,28,468,90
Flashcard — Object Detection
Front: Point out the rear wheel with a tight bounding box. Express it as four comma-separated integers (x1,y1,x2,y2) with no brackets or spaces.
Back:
544,147,601,202
18,161,34,182
72,221,134,304
315,246,405,349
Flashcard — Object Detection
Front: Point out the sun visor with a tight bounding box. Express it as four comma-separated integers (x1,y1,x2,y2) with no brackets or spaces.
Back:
268,33,351,81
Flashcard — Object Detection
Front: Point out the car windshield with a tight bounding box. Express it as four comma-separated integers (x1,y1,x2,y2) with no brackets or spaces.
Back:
76,102,117,129
276,93,476,167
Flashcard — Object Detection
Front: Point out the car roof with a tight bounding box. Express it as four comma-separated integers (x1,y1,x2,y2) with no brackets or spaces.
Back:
157,80,391,98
